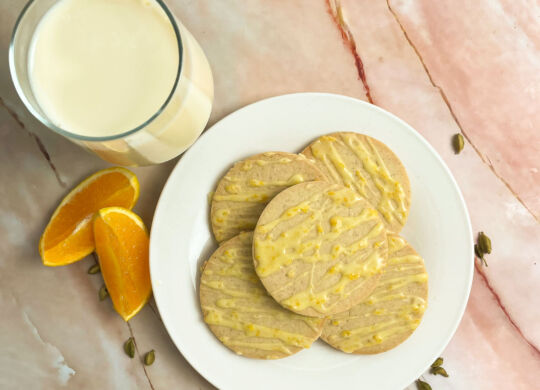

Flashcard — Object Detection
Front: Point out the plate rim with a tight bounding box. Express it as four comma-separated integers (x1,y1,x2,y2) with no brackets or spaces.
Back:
149,92,474,389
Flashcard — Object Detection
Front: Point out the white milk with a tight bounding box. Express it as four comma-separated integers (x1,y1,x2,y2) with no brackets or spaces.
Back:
28,0,213,165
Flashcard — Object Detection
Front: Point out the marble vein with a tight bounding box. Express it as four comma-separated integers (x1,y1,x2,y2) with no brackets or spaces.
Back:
474,263,540,355
148,300,164,325
127,321,156,390
384,0,538,223
21,311,76,386
0,286,79,388
0,97,66,187
440,276,540,389
326,0,374,104
387,0,540,218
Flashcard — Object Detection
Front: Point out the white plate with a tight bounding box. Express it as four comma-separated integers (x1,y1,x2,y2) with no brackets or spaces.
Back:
150,93,473,390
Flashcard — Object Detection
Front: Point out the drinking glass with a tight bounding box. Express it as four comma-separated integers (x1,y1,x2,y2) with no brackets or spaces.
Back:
9,0,214,166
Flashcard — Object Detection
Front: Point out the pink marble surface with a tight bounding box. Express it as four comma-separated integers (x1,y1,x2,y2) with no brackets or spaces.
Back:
0,0,539,389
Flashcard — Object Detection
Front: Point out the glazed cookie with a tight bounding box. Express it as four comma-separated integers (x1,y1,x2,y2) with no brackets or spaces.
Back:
301,132,411,233
199,232,325,359
321,234,428,354
211,152,327,242
253,181,388,318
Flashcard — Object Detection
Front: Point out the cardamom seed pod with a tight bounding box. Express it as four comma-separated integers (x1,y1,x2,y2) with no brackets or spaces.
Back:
431,357,443,368
431,366,449,377
452,133,464,154
144,350,155,366
478,232,492,254
88,263,100,274
98,285,109,301
416,379,432,390
124,337,135,358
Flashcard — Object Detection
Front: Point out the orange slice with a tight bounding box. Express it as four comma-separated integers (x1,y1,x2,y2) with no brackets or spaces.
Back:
93,207,151,321
39,167,139,266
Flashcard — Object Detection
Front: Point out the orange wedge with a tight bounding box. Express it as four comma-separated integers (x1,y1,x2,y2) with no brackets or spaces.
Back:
93,207,151,321
39,167,139,266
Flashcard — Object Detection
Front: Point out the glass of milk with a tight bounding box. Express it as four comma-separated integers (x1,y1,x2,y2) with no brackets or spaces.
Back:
9,0,214,166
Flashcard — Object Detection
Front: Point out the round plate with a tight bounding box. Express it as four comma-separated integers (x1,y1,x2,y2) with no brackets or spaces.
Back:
150,93,473,390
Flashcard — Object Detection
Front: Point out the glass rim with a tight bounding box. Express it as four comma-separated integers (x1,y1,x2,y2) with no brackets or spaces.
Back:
8,0,184,142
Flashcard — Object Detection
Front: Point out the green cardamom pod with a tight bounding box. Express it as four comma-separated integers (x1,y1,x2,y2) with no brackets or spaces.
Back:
431,357,443,368
88,263,100,274
144,350,155,366
124,337,135,358
478,232,492,254
452,133,464,154
416,379,432,390
431,366,449,377
98,285,109,301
